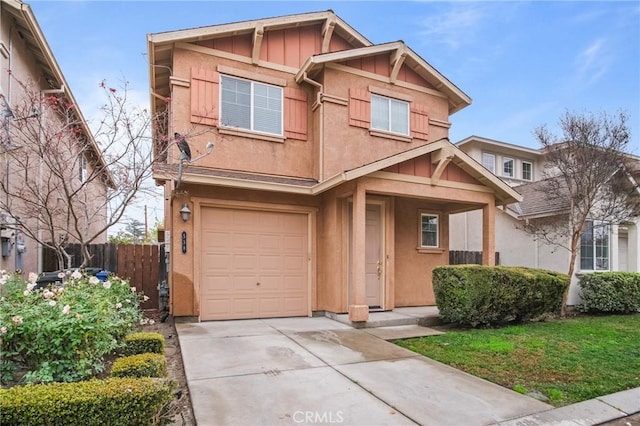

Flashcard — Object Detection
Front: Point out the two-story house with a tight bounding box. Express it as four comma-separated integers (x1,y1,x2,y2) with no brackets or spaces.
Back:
149,11,522,322
0,0,110,274
452,135,640,305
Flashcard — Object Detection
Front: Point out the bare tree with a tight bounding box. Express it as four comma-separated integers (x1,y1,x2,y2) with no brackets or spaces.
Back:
0,76,166,270
522,110,640,316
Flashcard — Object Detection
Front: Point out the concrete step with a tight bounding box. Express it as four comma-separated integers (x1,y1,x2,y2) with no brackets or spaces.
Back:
326,306,443,329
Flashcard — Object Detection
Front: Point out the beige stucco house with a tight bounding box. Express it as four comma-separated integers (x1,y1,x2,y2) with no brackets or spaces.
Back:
0,0,109,274
451,135,640,305
149,11,522,322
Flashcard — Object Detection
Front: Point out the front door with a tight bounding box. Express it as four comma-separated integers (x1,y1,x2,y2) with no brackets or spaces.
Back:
365,204,383,308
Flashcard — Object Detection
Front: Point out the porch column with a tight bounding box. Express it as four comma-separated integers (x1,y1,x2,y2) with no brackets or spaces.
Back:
629,220,639,271
482,203,496,266
349,183,369,322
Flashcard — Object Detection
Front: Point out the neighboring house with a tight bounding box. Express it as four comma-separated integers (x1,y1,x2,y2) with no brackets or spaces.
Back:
451,135,640,305
0,0,109,273
148,11,521,322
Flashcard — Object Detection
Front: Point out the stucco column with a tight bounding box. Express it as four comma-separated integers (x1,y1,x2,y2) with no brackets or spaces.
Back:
482,203,496,266
349,183,369,322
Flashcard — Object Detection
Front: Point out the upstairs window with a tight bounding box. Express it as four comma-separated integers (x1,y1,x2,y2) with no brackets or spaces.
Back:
220,75,283,136
503,157,514,177
580,220,610,271
522,161,533,181
420,213,439,248
371,94,409,136
482,153,496,174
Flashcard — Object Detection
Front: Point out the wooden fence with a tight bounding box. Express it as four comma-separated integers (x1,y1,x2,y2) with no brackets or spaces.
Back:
41,243,160,310
449,250,500,265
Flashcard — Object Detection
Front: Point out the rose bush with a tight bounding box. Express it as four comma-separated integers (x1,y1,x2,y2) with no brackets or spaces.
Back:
0,270,144,386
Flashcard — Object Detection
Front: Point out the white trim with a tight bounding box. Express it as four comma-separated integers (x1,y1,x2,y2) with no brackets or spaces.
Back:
419,212,439,248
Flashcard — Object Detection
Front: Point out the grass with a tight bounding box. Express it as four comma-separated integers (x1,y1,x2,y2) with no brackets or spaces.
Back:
395,314,640,407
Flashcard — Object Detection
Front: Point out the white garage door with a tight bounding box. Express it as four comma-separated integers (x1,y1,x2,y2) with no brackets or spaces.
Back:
200,207,309,320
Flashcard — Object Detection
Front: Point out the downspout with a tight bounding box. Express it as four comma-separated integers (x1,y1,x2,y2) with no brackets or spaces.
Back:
300,73,324,181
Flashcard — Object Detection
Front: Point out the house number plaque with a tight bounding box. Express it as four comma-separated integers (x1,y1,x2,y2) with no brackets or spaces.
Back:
181,231,187,254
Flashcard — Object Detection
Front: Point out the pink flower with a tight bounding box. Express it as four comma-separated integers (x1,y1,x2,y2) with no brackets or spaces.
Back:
71,270,82,280
57,272,65,279
23,290,31,296
89,276,100,285
11,316,22,325
43,290,54,299
28,272,38,284
130,287,136,293
26,283,36,291
103,281,112,289
115,302,122,309
143,295,150,302
0,326,7,334
48,300,57,307
62,305,71,315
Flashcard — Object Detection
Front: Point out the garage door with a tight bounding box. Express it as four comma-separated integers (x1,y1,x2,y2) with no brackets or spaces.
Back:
200,207,309,320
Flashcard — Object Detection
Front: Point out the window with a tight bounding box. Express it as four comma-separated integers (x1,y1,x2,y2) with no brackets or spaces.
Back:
482,153,495,174
580,220,610,271
522,161,533,181
220,75,283,136
420,213,439,248
503,158,514,177
371,94,409,136
78,155,87,183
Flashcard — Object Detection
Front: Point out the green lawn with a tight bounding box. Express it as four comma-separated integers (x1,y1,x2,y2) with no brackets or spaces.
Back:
395,314,640,407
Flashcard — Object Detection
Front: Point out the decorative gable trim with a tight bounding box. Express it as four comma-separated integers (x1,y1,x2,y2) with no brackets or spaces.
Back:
190,68,219,126
348,88,370,128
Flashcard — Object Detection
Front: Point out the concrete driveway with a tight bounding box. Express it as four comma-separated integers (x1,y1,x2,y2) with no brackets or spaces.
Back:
176,317,551,426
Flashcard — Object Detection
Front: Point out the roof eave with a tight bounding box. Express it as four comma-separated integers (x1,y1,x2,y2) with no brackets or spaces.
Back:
5,0,115,188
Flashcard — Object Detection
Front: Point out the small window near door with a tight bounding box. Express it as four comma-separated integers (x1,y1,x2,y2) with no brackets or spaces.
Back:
420,213,439,248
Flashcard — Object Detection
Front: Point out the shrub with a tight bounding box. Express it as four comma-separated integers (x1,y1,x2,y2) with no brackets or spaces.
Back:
111,353,168,378
122,332,165,355
577,272,640,314
0,377,176,426
433,265,569,327
0,271,144,385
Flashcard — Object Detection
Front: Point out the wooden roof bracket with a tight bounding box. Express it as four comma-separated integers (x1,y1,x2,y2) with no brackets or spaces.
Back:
252,23,264,64
390,45,407,84
321,17,336,53
431,146,455,186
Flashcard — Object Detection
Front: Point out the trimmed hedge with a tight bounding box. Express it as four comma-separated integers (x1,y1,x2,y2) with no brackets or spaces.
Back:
433,265,569,327
577,272,640,314
111,353,168,378
0,377,176,426
122,332,165,356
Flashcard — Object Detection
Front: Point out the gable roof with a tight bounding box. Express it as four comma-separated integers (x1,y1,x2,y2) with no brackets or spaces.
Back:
2,0,114,187
147,10,472,117
456,135,541,156
296,41,471,114
153,138,522,205
147,10,370,116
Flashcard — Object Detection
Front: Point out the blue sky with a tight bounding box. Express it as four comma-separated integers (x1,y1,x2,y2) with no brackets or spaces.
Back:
27,1,640,223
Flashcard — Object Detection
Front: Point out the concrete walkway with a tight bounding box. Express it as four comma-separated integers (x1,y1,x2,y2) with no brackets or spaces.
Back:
176,316,570,425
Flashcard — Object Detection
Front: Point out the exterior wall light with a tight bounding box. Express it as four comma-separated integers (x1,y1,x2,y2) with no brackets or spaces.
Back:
180,204,192,222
